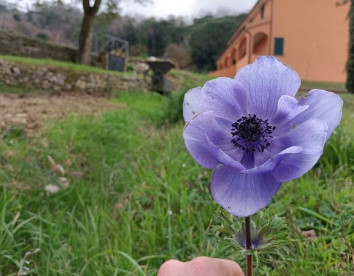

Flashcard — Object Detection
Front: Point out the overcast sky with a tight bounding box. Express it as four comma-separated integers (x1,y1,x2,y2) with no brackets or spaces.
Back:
12,0,257,19
120,0,258,19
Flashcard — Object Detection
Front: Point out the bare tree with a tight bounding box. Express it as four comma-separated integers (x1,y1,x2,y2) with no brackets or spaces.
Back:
78,0,148,65
78,0,101,64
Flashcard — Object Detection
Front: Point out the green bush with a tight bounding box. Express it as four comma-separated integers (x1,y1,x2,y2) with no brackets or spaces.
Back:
13,13,21,22
161,92,185,124
346,1,354,93
36,32,50,41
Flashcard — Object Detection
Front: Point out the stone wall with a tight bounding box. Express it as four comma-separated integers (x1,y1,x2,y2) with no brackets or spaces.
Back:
0,58,147,93
0,31,104,67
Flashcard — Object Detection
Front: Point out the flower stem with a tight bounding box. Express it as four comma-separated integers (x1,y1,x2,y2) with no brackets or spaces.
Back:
245,216,252,276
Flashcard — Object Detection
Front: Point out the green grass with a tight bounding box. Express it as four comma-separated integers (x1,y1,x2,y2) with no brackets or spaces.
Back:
169,69,213,91
0,90,353,275
0,54,347,90
0,55,132,76
340,93,354,135
0,83,36,94
301,81,346,91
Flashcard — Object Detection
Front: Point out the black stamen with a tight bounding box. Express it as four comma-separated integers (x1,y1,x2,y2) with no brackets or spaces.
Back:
231,114,275,153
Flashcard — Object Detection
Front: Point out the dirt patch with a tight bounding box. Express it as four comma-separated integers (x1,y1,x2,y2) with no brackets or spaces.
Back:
0,92,125,136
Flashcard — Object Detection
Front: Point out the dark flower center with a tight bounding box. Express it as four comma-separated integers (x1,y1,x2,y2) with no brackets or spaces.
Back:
231,114,275,153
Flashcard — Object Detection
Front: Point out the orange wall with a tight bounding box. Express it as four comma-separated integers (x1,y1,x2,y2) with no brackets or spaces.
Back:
210,65,236,77
272,0,349,83
213,0,272,77
212,0,350,83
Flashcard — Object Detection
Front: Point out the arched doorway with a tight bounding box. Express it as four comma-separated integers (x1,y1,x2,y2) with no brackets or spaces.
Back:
253,32,268,55
238,37,247,60
231,48,237,65
224,56,229,68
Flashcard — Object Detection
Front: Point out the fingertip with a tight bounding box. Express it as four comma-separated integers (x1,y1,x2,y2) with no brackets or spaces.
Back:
187,257,211,274
188,257,244,276
157,259,184,276
221,259,244,276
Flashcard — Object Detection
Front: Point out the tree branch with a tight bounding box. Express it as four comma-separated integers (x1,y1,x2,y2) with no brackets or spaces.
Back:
82,0,91,12
133,0,152,7
92,0,103,13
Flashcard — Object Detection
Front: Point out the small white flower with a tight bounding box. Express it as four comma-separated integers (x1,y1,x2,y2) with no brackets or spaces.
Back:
167,210,173,215
45,184,59,194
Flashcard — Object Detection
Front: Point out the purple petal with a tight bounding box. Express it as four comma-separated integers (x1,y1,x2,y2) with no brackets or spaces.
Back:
203,77,248,121
271,95,309,131
211,165,282,217
183,111,246,170
273,120,328,182
234,56,301,119
293,90,343,140
183,87,205,123
245,146,303,174
213,118,246,164
240,152,255,169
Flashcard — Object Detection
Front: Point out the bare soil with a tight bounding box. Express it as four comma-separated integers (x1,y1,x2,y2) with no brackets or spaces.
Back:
0,92,125,136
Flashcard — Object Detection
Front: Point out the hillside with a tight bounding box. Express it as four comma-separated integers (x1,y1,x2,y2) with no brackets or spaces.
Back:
0,1,245,72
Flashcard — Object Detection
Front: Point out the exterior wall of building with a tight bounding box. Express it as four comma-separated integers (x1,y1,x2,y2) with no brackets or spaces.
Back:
211,0,349,83
272,0,349,82
211,0,272,77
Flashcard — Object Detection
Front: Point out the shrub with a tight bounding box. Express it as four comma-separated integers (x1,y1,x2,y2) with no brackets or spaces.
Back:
346,0,354,93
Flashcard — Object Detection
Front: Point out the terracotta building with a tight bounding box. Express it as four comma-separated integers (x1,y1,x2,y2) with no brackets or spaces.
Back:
210,0,350,83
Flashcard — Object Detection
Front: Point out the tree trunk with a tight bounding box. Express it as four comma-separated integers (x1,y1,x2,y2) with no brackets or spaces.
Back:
78,0,102,65
346,0,354,93
78,11,96,65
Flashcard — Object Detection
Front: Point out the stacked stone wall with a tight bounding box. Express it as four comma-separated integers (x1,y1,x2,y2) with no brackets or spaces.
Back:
0,58,146,93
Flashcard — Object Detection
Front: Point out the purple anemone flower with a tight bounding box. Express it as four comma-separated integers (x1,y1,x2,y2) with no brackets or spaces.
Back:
183,56,342,217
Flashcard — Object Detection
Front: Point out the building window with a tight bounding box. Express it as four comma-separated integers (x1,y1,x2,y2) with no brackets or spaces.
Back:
260,4,265,19
274,37,284,55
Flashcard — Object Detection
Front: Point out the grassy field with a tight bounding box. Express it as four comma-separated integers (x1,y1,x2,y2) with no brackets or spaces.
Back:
0,55,132,76
0,85,353,274
301,81,346,91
